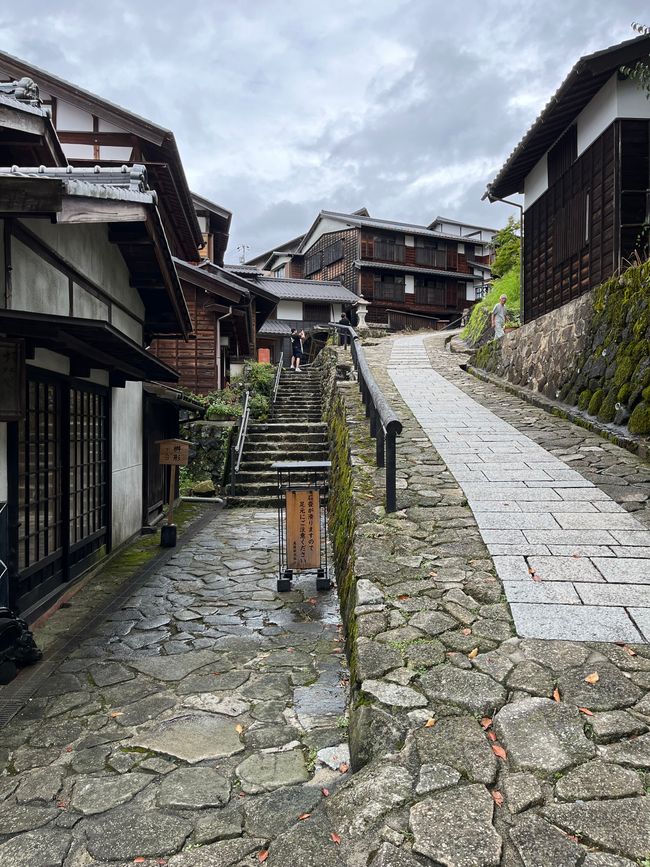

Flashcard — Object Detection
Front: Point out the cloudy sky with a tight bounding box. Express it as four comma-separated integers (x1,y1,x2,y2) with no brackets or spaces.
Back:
2,1,648,259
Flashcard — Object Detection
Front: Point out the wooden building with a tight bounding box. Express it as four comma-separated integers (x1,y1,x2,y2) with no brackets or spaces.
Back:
486,33,650,322
249,209,491,327
0,163,190,617
253,276,359,364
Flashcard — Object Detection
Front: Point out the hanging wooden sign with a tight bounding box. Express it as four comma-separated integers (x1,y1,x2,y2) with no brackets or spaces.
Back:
286,488,320,569
157,438,191,466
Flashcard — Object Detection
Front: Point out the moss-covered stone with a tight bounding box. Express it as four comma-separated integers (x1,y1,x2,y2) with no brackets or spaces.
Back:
597,390,618,423
628,401,650,435
617,384,632,404
578,389,592,411
587,388,605,416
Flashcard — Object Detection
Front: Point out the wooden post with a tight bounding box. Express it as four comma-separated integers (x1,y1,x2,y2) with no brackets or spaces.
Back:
156,439,191,547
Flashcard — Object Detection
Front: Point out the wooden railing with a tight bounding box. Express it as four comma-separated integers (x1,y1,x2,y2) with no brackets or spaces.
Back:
272,353,283,404
328,323,402,512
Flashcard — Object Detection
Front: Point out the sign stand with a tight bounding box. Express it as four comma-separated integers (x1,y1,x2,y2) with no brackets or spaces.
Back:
156,439,191,547
272,460,331,593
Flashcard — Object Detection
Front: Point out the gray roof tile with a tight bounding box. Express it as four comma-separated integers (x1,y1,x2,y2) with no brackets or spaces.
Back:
254,276,358,303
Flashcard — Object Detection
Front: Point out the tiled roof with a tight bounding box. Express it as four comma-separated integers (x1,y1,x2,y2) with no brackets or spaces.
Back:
0,90,47,116
258,318,334,336
0,164,156,204
225,263,263,275
310,210,488,247
253,276,359,303
354,260,481,281
486,32,650,199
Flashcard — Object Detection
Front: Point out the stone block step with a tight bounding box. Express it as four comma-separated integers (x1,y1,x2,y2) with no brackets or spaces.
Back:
232,481,328,497
239,456,329,471
246,432,328,443
241,449,329,463
227,495,276,508
248,422,326,432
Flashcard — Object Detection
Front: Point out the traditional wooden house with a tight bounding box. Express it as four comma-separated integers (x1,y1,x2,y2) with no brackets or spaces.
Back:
0,50,202,263
0,163,191,617
246,235,305,278
486,32,650,322
253,276,359,363
251,209,489,327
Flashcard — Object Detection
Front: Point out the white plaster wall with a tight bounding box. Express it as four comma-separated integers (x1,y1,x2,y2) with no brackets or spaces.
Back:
332,303,343,319
466,284,476,301
62,144,95,160
617,75,650,119
111,308,143,343
405,274,415,295
0,423,6,502
100,146,133,161
405,234,415,247
440,222,461,236
27,349,70,376
457,243,465,254
56,100,93,131
277,300,303,320
524,154,548,207
300,217,347,252
577,73,618,155
21,220,145,327
73,285,110,322
12,237,69,316
111,381,143,546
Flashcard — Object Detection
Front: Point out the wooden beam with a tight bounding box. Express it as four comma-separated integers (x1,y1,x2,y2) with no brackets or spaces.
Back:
109,372,127,388
57,131,136,147
0,176,62,214
58,198,147,225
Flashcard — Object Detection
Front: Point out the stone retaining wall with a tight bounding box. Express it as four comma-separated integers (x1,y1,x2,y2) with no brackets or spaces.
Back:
474,291,594,400
180,420,235,493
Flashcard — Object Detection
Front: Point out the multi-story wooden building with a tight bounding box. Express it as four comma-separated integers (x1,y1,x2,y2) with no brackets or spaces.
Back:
250,209,492,327
486,32,650,322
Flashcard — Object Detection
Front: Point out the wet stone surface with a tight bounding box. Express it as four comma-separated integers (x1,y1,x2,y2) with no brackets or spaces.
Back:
0,509,349,865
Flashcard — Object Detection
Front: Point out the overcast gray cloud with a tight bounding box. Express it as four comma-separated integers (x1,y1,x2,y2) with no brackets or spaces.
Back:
2,0,648,258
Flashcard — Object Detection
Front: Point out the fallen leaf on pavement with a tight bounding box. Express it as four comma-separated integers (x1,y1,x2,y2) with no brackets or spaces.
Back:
424,718,436,728
331,832,341,845
338,762,349,773
462,628,472,636
491,743,507,760
110,712,124,718
584,672,600,684
531,572,542,582
134,860,146,865
298,813,311,820
578,707,594,716
397,594,410,600
622,645,637,657
480,717,492,730
491,790,504,806
321,788,330,797
428,571,438,577
553,687,561,703
56,800,68,809
258,851,269,863
235,724,245,734
307,598,317,605
468,647,479,659
487,730,497,742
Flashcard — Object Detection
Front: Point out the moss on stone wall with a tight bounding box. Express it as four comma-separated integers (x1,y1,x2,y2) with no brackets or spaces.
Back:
180,421,235,493
473,259,650,437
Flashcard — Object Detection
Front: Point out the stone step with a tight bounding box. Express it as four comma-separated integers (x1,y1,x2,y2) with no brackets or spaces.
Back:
227,495,276,508
239,457,329,472
248,422,326,431
246,432,328,443
232,480,329,497
241,449,329,462
270,415,323,422
235,470,328,485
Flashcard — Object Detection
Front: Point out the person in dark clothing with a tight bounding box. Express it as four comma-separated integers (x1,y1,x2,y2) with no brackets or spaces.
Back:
290,328,305,371
338,311,351,348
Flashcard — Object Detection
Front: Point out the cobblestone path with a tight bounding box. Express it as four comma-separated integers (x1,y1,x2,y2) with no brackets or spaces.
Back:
389,333,650,643
0,509,349,866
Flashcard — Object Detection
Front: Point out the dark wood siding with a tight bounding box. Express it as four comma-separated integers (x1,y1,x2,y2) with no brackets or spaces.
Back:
524,122,617,322
152,284,218,393
301,228,359,290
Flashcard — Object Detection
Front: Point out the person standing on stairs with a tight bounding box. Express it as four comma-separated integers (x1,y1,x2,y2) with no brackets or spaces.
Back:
290,327,305,372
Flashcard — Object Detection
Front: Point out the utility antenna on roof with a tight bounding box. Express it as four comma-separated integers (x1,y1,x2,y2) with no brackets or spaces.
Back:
237,244,250,263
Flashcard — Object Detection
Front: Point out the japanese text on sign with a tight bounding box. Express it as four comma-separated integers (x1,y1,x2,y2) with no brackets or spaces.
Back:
158,440,190,466
286,489,320,569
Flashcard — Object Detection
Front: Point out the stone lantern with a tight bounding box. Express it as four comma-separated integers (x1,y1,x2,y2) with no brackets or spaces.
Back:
356,295,370,332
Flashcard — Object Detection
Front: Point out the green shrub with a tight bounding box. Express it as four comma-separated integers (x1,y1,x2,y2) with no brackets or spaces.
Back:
628,401,650,435
577,389,592,410
244,361,275,397
206,400,241,421
249,394,270,420
587,388,605,416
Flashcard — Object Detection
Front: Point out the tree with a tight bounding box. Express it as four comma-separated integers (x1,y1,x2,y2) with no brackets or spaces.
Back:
620,23,650,98
490,216,520,278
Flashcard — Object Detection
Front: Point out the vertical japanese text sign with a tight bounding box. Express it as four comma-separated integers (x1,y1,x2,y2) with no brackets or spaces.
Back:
286,489,321,569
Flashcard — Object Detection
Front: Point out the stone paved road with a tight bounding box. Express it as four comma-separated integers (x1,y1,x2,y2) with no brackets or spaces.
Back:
0,509,349,866
389,333,650,642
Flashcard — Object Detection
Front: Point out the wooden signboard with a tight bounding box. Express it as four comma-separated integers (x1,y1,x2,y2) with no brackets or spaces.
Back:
157,438,191,466
286,489,320,570
0,338,25,422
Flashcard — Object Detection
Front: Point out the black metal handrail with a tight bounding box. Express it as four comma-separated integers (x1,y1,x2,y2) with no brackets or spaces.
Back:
272,353,283,404
230,390,251,488
328,323,402,512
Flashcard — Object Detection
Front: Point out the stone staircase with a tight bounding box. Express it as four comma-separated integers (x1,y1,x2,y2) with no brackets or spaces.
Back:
228,368,328,507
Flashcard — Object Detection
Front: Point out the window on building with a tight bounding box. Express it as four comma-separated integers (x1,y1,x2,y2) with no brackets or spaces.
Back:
553,189,590,265
273,265,286,278
415,238,446,268
620,119,650,262
303,302,331,322
373,237,405,263
304,251,322,276
373,273,405,302
415,278,446,306
323,239,344,266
